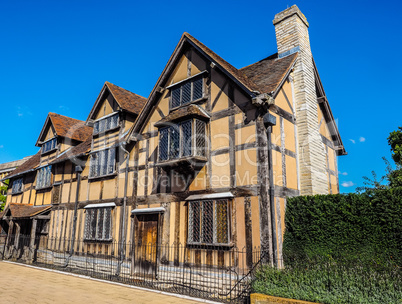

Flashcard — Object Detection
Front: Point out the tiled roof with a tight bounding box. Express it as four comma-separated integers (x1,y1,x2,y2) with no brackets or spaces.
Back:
0,155,33,174
183,33,260,92
240,53,298,95
50,137,92,165
0,203,51,219
3,152,41,180
105,82,147,115
155,104,210,127
48,113,93,142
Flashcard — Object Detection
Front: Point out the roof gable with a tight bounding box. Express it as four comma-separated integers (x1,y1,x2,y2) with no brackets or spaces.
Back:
127,32,263,141
86,82,147,122
240,53,298,96
127,32,301,142
36,113,93,146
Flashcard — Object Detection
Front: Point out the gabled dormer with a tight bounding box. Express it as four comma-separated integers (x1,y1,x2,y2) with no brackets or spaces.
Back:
85,82,146,179
36,113,93,156
86,82,147,135
35,113,92,190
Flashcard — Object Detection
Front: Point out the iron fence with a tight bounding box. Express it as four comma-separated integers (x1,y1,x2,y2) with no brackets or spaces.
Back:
0,234,266,303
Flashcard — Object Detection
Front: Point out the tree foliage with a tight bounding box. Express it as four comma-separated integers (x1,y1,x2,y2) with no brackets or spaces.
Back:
388,126,402,166
0,179,8,211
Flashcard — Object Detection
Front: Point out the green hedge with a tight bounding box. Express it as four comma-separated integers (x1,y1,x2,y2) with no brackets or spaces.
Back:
253,259,401,304
283,187,402,264
252,188,402,303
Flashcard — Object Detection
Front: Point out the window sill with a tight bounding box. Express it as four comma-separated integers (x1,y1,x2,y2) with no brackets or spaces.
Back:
41,148,58,156
157,156,207,170
35,186,53,191
88,172,117,182
169,97,208,113
84,239,113,243
187,242,234,250
11,191,23,195
92,126,121,137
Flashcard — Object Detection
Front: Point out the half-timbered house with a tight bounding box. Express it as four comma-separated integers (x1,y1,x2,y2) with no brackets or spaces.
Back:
1,5,345,295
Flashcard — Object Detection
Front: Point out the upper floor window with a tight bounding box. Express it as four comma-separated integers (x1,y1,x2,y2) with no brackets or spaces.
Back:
42,138,57,154
12,177,23,194
159,119,206,162
188,199,230,245
36,165,52,189
89,147,116,178
84,206,113,241
169,73,206,110
93,112,119,135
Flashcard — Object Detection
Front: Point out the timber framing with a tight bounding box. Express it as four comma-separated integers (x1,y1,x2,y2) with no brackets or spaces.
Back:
2,5,345,278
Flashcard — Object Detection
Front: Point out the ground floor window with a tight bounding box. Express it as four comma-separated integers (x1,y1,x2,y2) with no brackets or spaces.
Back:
84,207,112,241
188,199,229,245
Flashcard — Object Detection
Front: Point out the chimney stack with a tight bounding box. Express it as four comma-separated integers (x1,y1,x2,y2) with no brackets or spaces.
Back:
273,5,328,195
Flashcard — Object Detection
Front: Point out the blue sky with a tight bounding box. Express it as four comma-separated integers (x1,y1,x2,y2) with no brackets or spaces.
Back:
0,0,401,193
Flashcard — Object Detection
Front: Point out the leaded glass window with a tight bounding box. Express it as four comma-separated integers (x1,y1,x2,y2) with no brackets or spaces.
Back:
84,207,112,241
36,165,52,189
158,119,206,161
89,148,116,178
170,76,204,109
188,199,230,245
42,138,57,154
93,113,120,135
12,177,23,194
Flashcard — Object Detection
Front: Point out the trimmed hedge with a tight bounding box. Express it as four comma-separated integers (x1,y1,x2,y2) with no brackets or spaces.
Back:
283,187,402,264
252,188,402,303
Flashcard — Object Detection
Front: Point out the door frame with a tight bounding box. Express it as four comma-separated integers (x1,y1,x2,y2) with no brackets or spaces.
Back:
130,208,165,278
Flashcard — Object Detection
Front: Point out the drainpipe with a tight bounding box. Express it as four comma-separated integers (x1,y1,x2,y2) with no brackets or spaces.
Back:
263,112,278,267
65,165,82,266
115,142,130,276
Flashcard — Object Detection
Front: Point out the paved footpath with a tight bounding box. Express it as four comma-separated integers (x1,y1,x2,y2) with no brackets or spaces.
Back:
0,261,213,304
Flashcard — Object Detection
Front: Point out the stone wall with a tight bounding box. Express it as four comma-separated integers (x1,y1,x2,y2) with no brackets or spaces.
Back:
273,5,329,195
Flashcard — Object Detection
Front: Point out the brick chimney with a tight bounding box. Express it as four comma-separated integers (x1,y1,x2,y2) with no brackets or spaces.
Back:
273,5,328,195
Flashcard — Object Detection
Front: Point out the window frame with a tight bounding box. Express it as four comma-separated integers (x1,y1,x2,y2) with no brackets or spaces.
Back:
41,138,58,154
89,147,117,179
187,199,231,247
11,177,23,194
36,165,52,190
84,206,113,242
93,112,120,136
158,118,206,162
168,72,207,111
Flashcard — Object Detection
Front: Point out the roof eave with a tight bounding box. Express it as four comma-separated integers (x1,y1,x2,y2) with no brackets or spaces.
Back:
313,59,346,155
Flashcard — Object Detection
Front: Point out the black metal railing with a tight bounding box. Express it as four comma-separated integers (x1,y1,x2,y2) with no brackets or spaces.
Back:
0,234,265,303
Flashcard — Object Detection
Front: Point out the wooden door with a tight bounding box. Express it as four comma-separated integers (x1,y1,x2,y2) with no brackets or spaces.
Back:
133,214,159,277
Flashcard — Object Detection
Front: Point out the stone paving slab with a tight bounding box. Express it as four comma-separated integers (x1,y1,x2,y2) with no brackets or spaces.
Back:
0,261,216,304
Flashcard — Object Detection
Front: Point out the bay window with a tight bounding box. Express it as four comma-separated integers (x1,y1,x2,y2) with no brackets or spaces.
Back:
158,119,206,162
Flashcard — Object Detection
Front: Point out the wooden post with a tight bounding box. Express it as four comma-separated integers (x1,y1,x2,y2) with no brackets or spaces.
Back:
13,222,21,258
29,219,37,263
4,220,14,258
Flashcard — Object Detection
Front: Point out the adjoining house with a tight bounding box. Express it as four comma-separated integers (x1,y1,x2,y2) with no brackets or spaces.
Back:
0,5,345,298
